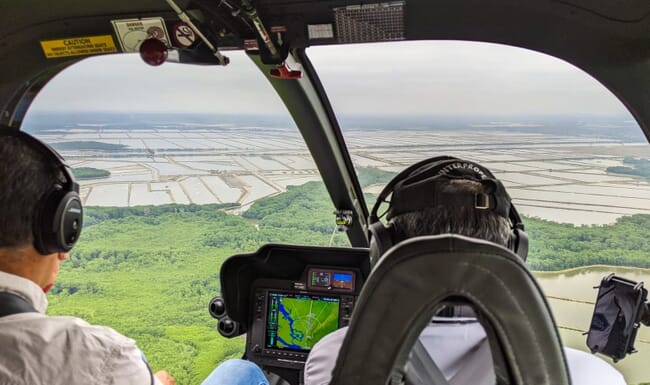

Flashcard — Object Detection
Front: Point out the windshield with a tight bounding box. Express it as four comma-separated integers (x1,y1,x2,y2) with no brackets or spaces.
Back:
15,40,650,385
21,51,348,384
308,40,650,383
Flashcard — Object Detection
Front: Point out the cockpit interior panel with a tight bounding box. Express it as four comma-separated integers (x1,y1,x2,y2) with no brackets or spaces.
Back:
216,244,369,382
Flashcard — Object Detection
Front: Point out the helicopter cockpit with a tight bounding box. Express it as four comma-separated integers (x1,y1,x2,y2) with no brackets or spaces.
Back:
1,1,650,385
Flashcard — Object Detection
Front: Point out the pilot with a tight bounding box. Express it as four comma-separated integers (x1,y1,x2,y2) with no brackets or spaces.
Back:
302,156,627,385
0,131,176,385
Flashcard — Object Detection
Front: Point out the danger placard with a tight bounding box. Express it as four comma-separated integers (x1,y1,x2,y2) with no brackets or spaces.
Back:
172,23,196,48
111,17,171,52
40,35,117,59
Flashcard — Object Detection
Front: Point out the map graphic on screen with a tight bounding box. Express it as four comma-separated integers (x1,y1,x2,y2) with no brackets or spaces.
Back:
266,293,340,351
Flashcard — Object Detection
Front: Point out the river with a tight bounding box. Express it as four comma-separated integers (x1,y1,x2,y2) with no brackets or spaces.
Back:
534,266,650,384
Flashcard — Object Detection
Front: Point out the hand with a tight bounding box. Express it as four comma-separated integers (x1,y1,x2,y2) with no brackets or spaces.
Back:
154,370,177,385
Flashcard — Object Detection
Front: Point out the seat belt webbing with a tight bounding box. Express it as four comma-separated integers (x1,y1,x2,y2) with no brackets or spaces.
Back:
0,292,36,317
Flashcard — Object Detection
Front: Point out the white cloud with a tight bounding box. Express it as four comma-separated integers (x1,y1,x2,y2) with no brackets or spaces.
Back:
30,51,288,114
308,41,629,115
27,41,631,117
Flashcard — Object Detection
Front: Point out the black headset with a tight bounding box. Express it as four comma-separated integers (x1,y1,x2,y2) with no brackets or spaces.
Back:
1,129,83,254
367,156,528,266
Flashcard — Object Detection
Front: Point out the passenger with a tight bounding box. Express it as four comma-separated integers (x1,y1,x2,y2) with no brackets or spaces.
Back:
0,132,185,385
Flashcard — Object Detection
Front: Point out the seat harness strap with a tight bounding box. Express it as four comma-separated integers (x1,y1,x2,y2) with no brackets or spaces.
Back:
0,292,37,317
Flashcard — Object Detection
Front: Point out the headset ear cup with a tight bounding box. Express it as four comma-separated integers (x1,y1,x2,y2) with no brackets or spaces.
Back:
32,189,57,255
34,189,83,254
509,227,529,261
368,221,394,268
58,193,83,251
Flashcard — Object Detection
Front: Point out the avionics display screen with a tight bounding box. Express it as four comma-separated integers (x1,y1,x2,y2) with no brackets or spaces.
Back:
265,292,340,352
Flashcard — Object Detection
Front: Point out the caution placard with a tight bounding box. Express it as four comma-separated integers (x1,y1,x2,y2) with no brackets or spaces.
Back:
40,35,117,59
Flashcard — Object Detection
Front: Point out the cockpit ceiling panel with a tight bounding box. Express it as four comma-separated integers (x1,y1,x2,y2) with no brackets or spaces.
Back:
0,0,649,135
5,0,189,31
4,1,649,43
1,1,648,57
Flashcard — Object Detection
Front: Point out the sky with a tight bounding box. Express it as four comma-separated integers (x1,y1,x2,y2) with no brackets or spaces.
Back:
27,40,633,117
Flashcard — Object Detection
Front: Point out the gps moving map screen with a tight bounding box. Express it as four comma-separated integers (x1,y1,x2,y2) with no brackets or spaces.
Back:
266,292,340,351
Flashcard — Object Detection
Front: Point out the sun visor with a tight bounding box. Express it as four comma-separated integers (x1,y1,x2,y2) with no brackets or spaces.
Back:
329,234,570,385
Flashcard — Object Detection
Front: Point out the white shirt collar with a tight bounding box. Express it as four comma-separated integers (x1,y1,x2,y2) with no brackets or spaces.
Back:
0,271,48,313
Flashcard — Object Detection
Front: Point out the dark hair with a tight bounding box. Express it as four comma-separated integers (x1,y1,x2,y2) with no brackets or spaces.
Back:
391,179,511,246
0,135,60,248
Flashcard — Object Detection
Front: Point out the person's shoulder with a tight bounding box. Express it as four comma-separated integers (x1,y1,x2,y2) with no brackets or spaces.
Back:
304,327,349,385
0,314,151,385
312,326,349,351
50,315,153,384
563,347,626,385
49,315,136,348
2,313,136,351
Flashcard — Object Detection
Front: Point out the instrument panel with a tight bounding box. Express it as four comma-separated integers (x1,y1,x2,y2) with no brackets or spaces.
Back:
246,266,361,369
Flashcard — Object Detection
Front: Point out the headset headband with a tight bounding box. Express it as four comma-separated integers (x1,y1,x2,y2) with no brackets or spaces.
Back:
368,156,528,262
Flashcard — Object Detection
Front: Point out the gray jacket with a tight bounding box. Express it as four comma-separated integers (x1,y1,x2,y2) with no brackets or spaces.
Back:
304,319,626,385
0,271,159,385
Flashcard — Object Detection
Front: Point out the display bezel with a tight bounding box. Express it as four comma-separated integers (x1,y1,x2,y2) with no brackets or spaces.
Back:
264,290,341,353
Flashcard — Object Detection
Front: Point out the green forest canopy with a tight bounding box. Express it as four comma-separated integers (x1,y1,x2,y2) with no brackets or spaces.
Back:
47,177,650,384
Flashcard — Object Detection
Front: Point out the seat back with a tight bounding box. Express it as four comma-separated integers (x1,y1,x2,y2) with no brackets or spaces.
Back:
329,234,570,385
